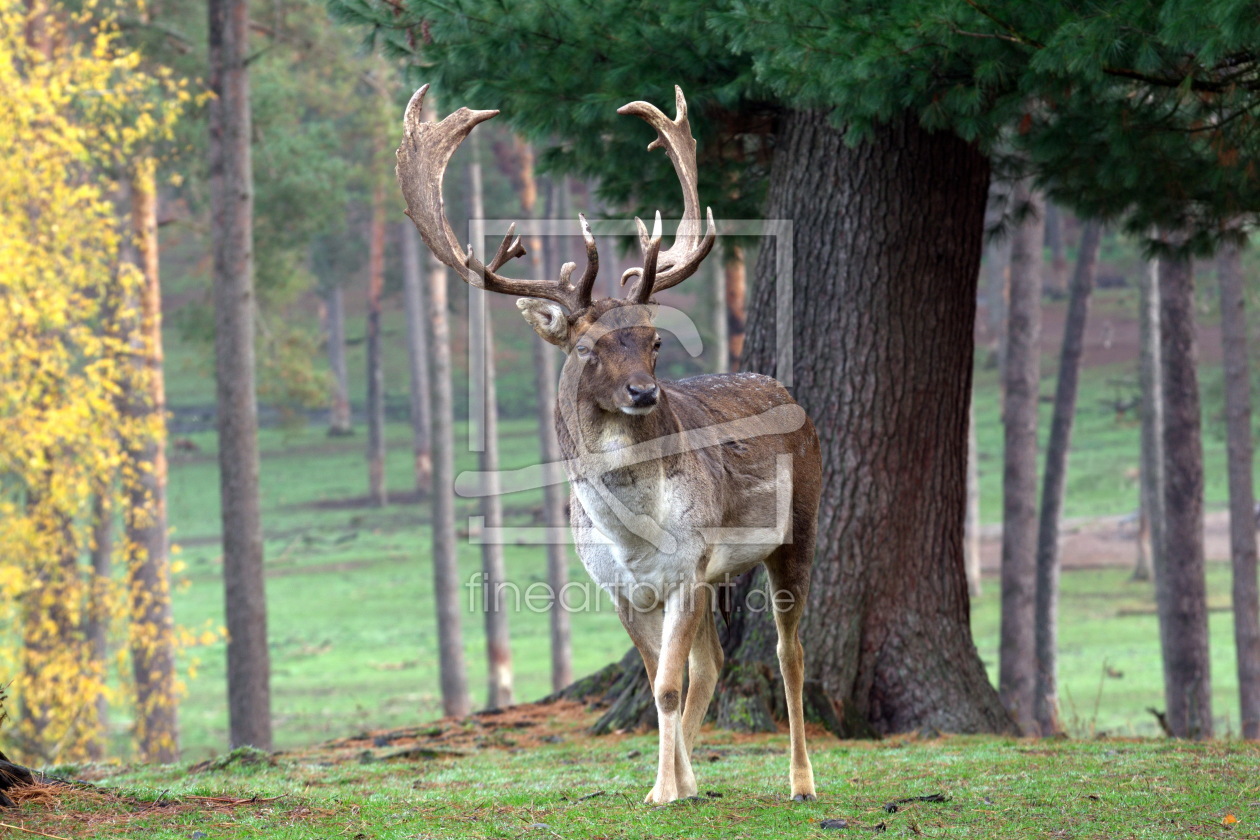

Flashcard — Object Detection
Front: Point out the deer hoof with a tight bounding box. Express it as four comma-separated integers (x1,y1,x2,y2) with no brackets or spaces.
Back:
792,793,817,803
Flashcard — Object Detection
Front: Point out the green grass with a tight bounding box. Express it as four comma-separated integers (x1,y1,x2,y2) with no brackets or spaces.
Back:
12,731,1260,838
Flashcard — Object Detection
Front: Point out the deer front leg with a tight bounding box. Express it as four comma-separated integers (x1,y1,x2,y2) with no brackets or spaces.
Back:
681,588,722,754
615,597,662,691
645,584,703,804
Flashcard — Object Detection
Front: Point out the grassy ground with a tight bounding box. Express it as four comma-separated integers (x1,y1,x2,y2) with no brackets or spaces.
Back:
9,713,1260,839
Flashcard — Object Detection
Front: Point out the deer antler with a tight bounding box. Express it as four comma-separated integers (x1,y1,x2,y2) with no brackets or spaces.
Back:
618,86,717,301
396,85,598,313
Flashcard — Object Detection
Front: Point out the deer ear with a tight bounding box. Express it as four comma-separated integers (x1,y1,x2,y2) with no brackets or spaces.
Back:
517,298,570,347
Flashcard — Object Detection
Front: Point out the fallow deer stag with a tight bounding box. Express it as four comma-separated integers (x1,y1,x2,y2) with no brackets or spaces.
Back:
396,85,821,805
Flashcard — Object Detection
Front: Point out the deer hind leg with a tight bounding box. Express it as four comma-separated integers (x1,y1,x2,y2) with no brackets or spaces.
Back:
643,585,703,804
766,548,816,802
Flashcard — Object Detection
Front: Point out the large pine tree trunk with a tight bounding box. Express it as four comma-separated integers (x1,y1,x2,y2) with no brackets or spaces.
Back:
324,283,353,437
586,112,1012,737
1033,219,1101,736
1156,248,1213,739
400,223,433,492
124,159,179,761
734,110,1011,735
1217,242,1260,740
538,176,572,692
1136,255,1163,583
467,142,513,708
366,179,388,507
998,180,1043,735
208,0,272,751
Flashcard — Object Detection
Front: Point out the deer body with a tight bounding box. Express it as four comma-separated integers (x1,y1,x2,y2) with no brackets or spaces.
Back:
560,371,817,605
397,85,820,805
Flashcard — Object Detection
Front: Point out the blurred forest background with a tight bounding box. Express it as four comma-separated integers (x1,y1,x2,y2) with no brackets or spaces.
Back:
3,0,1260,766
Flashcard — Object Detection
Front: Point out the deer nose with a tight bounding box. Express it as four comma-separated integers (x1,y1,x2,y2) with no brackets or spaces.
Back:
627,378,659,406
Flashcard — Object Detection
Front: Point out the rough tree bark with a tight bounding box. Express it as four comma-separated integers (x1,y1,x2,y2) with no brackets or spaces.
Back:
366,178,388,507
718,111,1012,735
1136,255,1163,583
1156,247,1212,739
467,136,513,709
999,180,1043,735
1217,241,1260,740
124,158,179,761
537,175,572,692
323,283,353,437
585,112,1013,738
1032,219,1102,736
208,0,271,750
400,222,433,492
414,104,471,714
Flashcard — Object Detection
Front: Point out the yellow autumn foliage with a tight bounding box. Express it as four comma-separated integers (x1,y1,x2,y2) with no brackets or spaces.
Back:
0,0,193,762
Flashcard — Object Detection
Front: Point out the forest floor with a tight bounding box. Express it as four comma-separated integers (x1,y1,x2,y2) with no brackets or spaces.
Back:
6,699,1260,840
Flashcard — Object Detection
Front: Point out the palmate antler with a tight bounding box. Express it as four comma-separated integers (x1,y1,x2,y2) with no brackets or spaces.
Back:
396,84,716,313
619,87,717,304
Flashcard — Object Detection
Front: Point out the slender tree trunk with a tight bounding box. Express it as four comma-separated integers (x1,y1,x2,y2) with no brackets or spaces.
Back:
1136,254,1163,583
965,401,982,598
86,492,112,760
467,138,513,709
538,177,572,692
416,96,471,714
1218,242,1260,740
712,252,729,374
401,223,433,492
208,0,271,750
1033,219,1102,736
1044,202,1069,297
982,230,1010,372
724,245,746,371
998,180,1043,735
1157,246,1212,739
366,179,388,507
124,159,179,761
20,481,82,760
731,111,1013,735
324,283,353,436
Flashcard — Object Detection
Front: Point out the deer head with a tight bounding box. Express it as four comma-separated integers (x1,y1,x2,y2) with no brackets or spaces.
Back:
395,85,716,415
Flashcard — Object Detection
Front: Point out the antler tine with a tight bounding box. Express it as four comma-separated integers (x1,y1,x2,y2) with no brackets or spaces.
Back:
574,214,599,309
629,213,663,305
396,85,589,312
488,223,526,272
616,85,718,298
